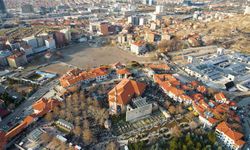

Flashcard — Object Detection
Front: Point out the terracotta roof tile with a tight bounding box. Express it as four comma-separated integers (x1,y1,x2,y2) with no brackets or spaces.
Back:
108,79,146,105
116,69,131,75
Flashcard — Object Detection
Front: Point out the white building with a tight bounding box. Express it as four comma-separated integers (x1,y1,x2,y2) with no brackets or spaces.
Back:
215,122,245,150
23,36,38,49
60,28,71,42
244,6,250,15
130,41,147,55
155,5,164,14
45,38,56,50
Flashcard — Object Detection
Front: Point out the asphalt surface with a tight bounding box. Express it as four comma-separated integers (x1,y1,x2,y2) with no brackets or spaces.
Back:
0,80,58,129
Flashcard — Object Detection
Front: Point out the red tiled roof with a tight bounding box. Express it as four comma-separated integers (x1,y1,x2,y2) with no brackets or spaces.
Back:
190,81,198,88
197,85,207,93
214,92,227,101
179,94,193,101
4,98,60,143
191,93,204,101
216,122,245,147
116,69,131,75
148,64,170,71
60,67,108,88
32,98,60,117
132,40,145,47
108,79,146,105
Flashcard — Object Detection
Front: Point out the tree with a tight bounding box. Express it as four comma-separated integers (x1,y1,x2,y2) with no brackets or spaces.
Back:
106,141,119,150
53,106,60,117
60,142,67,150
169,137,178,150
73,126,82,137
59,110,66,119
51,137,60,146
41,132,52,144
83,119,90,129
164,101,171,109
189,121,198,130
176,105,184,114
171,125,182,138
168,105,176,115
7,103,15,110
208,131,216,144
44,112,53,122
158,40,170,51
66,111,73,122
75,116,81,126
82,129,93,144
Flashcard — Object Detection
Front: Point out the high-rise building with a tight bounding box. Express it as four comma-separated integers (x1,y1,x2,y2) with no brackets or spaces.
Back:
0,0,6,14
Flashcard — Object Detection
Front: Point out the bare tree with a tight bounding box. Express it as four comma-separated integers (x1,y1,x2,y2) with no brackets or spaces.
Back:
82,129,93,144
59,110,66,119
106,141,119,150
171,125,182,138
189,121,198,130
51,137,60,146
75,116,81,126
164,101,171,109
60,142,67,150
53,106,60,118
41,132,52,144
74,126,82,137
66,111,73,122
168,105,176,115
44,112,53,122
83,119,90,129
176,105,184,114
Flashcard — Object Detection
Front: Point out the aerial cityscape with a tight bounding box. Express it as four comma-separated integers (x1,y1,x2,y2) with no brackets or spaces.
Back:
0,0,249,150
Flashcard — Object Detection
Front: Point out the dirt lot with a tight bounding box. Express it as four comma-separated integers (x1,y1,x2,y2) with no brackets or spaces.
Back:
59,44,151,68
36,44,151,76
40,62,74,76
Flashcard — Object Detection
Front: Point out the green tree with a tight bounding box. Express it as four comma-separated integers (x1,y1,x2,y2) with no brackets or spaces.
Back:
169,137,178,150
208,131,216,144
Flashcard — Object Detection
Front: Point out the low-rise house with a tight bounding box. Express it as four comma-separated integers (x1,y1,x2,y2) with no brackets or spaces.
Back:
116,69,131,79
130,40,147,55
108,79,146,114
214,92,228,104
7,51,28,68
199,114,218,128
154,74,193,104
0,50,12,66
216,122,245,150
59,67,109,88
32,98,60,116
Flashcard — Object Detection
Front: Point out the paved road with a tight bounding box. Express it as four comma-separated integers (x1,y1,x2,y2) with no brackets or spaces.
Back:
0,80,58,129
